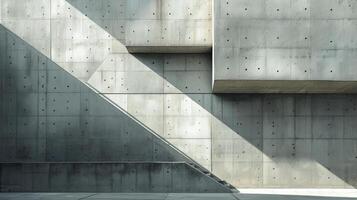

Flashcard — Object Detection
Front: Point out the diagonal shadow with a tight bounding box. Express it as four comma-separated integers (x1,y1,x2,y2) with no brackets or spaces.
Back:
0,21,234,193
0,0,227,185
132,53,357,188
58,0,357,188
0,24,193,164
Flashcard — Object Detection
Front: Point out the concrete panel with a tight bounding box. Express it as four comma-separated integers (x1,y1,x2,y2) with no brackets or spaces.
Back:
46,93,81,116
234,139,263,162
16,93,39,116
212,139,233,163
311,116,344,139
164,94,211,116
263,139,312,162
310,163,347,188
165,116,211,139
168,139,211,170
1,0,50,20
163,54,212,93
311,139,344,166
63,0,212,53
47,70,81,93
1,19,50,56
263,161,314,188
233,161,263,187
164,71,212,93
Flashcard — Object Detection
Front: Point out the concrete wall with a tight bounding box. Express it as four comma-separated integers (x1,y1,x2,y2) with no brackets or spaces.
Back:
0,162,230,192
212,94,357,188
1,0,357,190
89,53,357,188
213,0,357,93
67,0,212,53
0,24,232,193
0,25,187,163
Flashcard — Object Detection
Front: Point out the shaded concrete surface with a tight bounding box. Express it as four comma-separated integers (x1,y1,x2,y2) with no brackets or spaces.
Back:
0,193,237,200
213,80,357,93
0,24,187,164
0,193,356,200
0,162,230,193
0,24,231,193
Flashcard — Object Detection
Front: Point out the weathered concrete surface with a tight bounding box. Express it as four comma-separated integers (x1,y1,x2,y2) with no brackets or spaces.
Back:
66,0,212,53
0,24,186,163
0,24,233,193
213,0,357,93
0,162,230,193
1,0,357,190
211,94,357,188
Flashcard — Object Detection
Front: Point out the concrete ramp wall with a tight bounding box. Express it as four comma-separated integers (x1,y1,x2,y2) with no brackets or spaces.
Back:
0,162,230,193
0,25,231,193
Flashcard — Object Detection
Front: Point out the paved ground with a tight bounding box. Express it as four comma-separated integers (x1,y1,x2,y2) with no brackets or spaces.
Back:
0,193,356,200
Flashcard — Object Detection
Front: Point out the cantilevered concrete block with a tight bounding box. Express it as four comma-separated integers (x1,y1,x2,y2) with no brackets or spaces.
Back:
213,0,357,93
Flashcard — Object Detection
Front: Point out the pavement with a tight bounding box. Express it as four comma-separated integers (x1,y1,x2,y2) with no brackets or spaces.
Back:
0,193,356,200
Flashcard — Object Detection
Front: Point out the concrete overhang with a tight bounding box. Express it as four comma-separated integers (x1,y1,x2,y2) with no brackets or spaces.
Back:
213,80,357,93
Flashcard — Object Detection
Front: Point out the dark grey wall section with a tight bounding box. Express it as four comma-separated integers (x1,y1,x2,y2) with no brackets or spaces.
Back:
0,162,230,193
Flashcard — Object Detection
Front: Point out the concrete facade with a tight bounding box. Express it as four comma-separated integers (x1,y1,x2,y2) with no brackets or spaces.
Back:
213,0,357,93
1,0,357,191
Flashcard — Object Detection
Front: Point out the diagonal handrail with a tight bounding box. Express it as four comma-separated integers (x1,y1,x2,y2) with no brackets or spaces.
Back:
82,82,236,191
83,82,209,169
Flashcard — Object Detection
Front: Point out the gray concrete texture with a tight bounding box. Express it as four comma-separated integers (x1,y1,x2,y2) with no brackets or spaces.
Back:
0,25,231,193
67,0,212,53
213,0,357,93
0,24,185,163
1,0,357,191
0,162,230,193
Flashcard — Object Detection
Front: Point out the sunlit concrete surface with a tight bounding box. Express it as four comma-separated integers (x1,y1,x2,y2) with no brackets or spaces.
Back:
0,192,357,200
